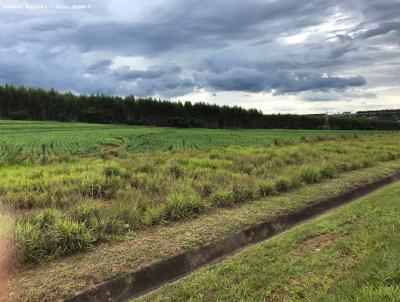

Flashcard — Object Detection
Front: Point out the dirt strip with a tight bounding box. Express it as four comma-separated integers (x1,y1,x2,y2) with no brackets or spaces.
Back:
64,171,400,302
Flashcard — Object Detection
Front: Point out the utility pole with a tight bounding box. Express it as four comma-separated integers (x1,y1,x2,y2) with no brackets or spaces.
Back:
325,112,330,130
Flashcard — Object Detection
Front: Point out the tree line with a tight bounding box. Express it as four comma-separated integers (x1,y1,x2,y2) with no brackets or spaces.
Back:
355,109,400,122
0,84,399,130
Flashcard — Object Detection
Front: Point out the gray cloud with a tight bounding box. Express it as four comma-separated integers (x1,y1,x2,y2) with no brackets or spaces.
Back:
0,0,399,108
113,65,181,81
204,68,366,94
358,21,400,40
70,0,332,54
300,90,376,102
273,74,367,94
205,68,267,93
86,59,113,74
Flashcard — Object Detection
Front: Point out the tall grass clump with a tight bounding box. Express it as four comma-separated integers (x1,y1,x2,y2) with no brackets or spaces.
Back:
319,164,337,179
168,164,183,179
258,180,276,197
142,206,166,226
70,202,106,236
274,176,291,192
298,166,321,184
103,164,125,178
105,200,143,233
232,183,256,203
163,191,204,220
210,189,235,207
16,208,96,263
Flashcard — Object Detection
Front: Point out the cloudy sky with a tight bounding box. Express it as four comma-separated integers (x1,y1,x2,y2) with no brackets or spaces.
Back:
0,0,399,113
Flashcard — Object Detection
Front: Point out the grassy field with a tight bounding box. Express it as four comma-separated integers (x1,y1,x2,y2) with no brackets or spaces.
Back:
2,132,398,264
0,120,376,162
137,182,400,302
1,120,400,301
6,160,400,302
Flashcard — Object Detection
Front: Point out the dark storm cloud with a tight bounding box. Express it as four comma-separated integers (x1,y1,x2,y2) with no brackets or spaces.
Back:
358,21,400,40
30,20,76,32
0,0,399,102
132,76,196,98
113,65,181,81
111,64,196,97
205,68,267,93
205,68,366,94
86,59,113,74
273,74,366,94
71,0,332,54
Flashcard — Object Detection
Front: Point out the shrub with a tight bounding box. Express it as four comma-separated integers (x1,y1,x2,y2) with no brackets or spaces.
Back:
210,189,235,207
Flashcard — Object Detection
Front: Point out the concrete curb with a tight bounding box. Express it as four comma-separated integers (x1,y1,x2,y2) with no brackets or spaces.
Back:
65,171,400,302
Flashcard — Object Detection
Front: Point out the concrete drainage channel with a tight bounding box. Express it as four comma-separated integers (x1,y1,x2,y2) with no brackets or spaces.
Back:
66,172,400,302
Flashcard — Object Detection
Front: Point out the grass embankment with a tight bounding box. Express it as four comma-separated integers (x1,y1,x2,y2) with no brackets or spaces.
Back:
137,182,400,302
3,134,400,264
5,160,400,302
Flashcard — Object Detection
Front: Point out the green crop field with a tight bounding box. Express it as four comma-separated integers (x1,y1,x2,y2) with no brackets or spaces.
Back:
0,120,376,161
1,120,399,302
